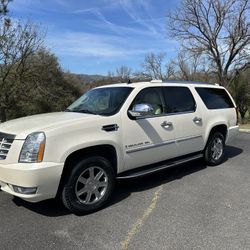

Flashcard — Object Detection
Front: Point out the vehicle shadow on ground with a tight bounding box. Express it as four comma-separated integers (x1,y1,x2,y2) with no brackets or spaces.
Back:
12,145,243,217
110,145,243,204
223,145,243,162
12,197,71,216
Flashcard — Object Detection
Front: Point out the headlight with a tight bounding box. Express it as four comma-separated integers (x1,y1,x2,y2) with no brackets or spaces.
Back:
19,132,46,163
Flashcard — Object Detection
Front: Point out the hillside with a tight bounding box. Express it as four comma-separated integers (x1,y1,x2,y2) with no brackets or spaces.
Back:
63,72,107,88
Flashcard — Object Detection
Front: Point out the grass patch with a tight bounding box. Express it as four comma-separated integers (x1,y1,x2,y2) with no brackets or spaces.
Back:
240,123,250,130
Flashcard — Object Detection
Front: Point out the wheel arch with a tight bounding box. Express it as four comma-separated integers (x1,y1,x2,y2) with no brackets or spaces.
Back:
204,123,228,149
56,144,118,197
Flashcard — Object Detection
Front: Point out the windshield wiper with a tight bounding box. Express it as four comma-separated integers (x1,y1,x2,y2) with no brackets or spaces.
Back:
65,108,97,115
77,109,97,115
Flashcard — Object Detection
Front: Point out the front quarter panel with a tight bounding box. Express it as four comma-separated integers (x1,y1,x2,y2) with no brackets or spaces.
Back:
43,115,124,172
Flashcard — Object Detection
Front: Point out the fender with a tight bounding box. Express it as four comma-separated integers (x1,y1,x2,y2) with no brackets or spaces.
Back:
60,140,125,173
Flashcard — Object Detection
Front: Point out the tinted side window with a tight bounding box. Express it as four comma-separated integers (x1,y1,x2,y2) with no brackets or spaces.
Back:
163,87,196,113
195,87,234,109
130,87,164,115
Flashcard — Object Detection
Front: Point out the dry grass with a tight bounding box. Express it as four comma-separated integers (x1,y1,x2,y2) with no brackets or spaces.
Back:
240,123,250,130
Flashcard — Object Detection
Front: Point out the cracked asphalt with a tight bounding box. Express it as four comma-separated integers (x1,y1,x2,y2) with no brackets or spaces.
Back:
0,132,250,250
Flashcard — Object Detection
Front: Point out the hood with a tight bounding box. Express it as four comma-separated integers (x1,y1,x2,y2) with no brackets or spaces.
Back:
0,112,100,139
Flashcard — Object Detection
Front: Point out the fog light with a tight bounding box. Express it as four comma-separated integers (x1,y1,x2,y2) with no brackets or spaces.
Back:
12,185,37,194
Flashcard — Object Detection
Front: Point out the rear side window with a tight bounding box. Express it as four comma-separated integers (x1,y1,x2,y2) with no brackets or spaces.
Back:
163,87,196,113
195,87,234,109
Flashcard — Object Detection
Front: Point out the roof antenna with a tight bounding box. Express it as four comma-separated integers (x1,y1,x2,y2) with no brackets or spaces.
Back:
127,79,132,84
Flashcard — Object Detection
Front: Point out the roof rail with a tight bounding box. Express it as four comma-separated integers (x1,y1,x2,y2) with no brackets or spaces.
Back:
162,80,215,85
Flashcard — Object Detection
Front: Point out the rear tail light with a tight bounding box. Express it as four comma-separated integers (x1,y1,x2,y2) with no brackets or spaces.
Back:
235,107,240,125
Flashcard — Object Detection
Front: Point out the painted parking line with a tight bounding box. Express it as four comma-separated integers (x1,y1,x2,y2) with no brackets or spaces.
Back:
121,185,163,250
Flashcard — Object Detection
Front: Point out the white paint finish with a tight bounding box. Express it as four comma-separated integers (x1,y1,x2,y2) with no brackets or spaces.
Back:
121,114,177,170
171,111,204,154
226,126,240,144
0,112,98,139
0,162,63,201
0,81,240,202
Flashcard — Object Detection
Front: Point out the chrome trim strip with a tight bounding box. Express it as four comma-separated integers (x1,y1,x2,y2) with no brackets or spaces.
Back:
133,110,196,120
126,139,175,153
176,135,202,143
126,135,203,154
0,132,16,140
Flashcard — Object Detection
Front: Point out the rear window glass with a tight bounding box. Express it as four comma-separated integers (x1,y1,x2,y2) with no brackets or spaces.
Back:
163,87,196,113
195,87,234,109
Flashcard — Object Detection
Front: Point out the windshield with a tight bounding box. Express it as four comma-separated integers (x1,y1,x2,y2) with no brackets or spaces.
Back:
66,87,133,116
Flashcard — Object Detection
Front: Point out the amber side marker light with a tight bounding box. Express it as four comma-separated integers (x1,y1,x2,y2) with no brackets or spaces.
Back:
37,142,45,162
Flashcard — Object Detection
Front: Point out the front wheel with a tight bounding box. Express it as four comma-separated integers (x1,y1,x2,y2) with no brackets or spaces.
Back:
204,132,225,166
61,156,115,214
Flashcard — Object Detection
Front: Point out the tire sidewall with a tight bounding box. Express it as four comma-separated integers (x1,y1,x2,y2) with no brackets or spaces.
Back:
62,156,115,214
205,132,225,166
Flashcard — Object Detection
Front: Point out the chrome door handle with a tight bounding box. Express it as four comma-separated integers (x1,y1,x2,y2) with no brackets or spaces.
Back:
161,121,173,128
193,117,202,124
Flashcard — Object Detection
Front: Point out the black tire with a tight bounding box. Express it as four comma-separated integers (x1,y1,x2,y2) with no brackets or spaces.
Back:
61,156,115,214
204,132,225,166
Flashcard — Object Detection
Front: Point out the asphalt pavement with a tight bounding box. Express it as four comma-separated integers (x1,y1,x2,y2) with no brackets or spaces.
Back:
0,132,250,250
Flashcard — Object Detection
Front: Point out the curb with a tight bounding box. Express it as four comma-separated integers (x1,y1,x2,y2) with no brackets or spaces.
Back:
240,129,250,133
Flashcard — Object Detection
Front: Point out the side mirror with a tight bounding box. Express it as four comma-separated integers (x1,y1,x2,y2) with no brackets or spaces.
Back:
128,103,154,119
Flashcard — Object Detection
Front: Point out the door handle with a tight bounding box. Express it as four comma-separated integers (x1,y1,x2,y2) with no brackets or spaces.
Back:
193,117,202,124
161,121,173,128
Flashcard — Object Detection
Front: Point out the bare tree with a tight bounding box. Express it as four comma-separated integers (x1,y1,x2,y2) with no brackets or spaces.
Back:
115,65,132,82
104,66,132,83
0,18,44,121
168,0,250,87
0,0,11,15
173,54,193,80
165,63,176,80
132,71,151,81
142,52,166,80
171,51,211,82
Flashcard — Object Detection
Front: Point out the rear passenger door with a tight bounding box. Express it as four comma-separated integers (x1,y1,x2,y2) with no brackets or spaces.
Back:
162,86,204,155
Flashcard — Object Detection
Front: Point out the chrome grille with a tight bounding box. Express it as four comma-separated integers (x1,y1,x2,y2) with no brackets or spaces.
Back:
0,133,15,160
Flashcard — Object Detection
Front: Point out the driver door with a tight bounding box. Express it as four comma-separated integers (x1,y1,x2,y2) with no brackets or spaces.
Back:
121,87,178,171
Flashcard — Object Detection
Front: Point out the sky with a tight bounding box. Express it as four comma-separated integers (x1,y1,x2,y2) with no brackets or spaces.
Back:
9,0,180,75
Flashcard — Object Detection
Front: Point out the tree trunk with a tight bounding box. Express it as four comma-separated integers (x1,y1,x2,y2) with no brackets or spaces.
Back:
239,106,248,121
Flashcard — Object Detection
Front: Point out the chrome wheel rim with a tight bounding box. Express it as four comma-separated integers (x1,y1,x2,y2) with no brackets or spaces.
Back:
211,137,223,161
75,166,108,205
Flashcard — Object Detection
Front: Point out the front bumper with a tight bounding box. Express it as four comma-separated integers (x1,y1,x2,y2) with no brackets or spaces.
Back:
0,162,63,202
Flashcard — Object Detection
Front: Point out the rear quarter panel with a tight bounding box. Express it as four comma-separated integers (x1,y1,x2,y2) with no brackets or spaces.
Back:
189,85,237,147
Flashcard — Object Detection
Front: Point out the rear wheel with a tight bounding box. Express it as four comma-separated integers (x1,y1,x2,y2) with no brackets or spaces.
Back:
61,156,115,214
204,132,225,166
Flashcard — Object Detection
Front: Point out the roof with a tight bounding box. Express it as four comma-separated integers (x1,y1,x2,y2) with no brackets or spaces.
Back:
96,80,222,89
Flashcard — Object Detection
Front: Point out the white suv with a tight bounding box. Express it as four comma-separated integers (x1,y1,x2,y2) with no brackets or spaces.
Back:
0,80,239,213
